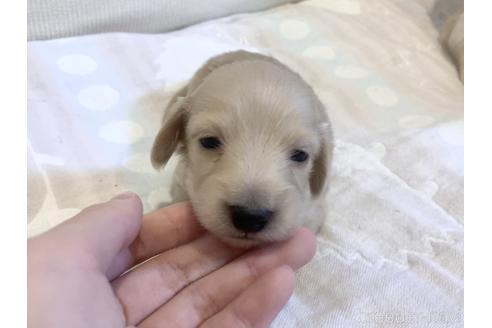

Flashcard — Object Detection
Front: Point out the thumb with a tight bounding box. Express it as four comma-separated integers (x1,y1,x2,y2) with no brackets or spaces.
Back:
40,192,143,271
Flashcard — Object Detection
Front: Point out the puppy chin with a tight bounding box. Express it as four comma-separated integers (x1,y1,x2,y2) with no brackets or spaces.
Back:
215,233,268,249
214,226,299,249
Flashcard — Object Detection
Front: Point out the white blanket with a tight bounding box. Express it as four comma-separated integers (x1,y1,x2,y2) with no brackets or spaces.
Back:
27,0,463,326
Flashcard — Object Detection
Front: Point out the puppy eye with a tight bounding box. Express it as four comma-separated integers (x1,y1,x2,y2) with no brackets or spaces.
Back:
290,150,309,162
199,136,222,150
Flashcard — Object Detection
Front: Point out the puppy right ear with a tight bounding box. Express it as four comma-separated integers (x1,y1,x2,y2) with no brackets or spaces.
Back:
151,96,188,169
309,95,334,198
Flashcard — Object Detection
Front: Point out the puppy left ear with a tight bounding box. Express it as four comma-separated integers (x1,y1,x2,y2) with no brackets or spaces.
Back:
151,95,188,169
309,99,334,197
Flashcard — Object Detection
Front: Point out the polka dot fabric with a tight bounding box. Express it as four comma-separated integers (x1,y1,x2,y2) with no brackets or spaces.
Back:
78,84,120,111
57,54,98,75
28,0,463,326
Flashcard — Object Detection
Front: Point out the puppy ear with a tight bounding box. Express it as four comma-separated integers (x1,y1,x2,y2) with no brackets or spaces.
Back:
309,100,334,197
151,96,188,169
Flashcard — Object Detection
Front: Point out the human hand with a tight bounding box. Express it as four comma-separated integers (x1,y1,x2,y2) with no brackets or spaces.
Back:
28,192,316,328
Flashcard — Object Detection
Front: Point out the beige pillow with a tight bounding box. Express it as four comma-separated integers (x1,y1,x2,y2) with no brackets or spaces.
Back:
28,0,297,41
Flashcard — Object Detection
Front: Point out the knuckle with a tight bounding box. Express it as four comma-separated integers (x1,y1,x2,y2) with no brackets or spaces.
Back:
229,304,253,328
160,258,193,289
243,257,260,281
190,283,223,320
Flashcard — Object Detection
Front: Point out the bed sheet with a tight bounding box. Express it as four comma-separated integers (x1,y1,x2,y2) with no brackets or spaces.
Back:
27,0,464,326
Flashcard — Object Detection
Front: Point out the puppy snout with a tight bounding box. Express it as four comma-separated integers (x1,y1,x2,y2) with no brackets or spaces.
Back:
228,205,273,233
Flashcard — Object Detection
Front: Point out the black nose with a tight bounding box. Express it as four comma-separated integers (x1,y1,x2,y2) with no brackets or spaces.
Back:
228,205,274,233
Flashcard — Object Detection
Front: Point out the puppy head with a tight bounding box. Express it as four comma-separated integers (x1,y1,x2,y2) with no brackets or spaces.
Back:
152,59,332,247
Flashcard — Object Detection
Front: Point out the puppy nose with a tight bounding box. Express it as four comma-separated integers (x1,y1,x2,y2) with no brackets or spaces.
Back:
228,205,273,233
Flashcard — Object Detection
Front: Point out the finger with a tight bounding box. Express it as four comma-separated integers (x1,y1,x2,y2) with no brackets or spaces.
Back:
138,228,315,328
32,192,143,272
129,202,204,264
200,266,295,328
107,202,203,278
112,234,245,325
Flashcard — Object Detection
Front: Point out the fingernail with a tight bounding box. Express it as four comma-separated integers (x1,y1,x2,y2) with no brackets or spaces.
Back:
112,191,136,200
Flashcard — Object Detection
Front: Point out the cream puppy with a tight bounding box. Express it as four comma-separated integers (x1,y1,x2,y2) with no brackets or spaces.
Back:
151,50,333,247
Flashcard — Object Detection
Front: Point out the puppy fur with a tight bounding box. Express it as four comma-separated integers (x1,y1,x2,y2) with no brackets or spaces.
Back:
151,50,333,247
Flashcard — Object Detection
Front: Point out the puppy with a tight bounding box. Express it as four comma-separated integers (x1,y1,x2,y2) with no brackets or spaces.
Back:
151,50,333,248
